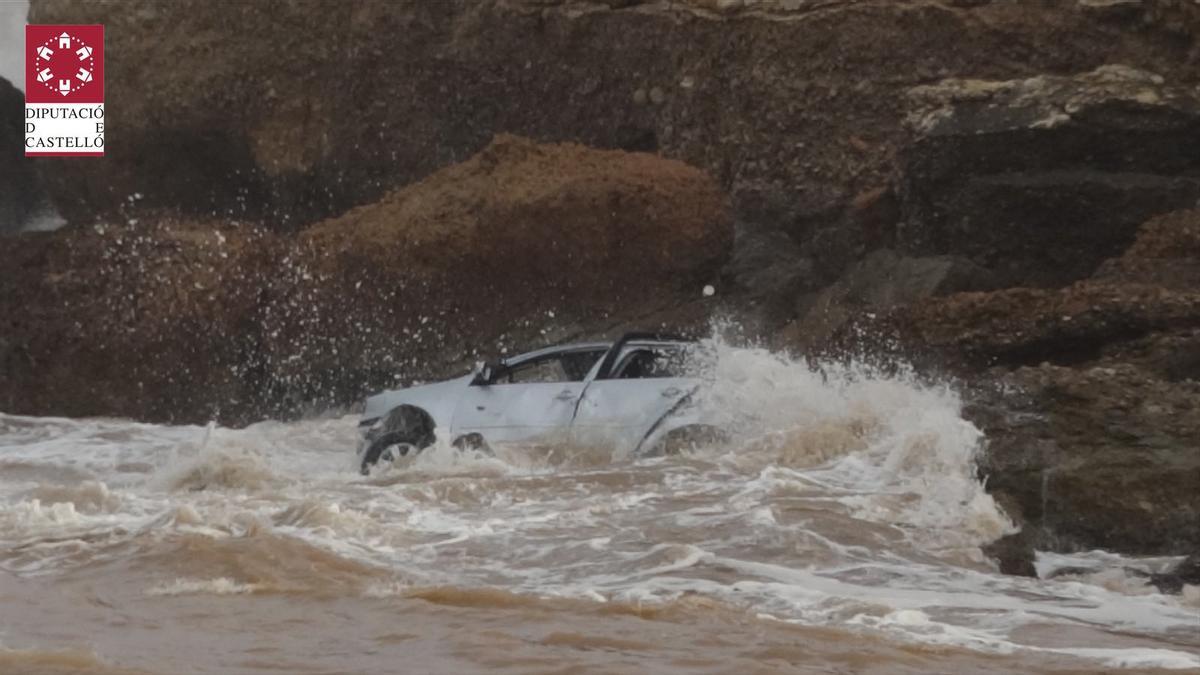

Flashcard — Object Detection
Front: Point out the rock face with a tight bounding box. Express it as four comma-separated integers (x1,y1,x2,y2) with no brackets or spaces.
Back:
24,0,1200,284
0,77,51,235
890,210,1200,373
0,137,731,424
973,364,1200,555
0,220,280,421
900,65,1200,288
783,249,998,350
839,209,1200,555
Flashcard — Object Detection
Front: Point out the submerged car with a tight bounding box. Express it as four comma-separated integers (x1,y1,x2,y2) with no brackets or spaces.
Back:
356,332,723,473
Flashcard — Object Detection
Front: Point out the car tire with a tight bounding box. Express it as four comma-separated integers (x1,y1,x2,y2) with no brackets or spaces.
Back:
360,405,436,475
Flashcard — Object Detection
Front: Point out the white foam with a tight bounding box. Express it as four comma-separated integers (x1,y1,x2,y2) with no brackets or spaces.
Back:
146,577,263,596
1,337,1195,673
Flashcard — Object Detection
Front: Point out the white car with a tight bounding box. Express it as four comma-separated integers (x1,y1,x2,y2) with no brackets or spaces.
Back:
356,333,723,473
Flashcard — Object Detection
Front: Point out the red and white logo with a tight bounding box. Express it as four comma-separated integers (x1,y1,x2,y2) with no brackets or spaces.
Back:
25,24,105,156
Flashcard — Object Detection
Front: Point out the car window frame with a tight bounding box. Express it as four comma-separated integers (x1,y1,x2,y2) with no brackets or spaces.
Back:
609,343,690,380
488,347,608,385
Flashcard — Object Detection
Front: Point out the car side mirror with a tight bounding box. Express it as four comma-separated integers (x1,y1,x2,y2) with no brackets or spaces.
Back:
472,361,505,386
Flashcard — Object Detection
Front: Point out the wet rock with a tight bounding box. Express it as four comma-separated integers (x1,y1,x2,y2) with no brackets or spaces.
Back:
26,0,1200,236
882,210,1200,371
783,249,997,351
719,223,814,332
808,209,1200,556
982,530,1038,578
900,65,1200,287
899,211,1200,554
1077,0,1144,21
1149,553,1200,594
975,364,1200,555
0,136,731,424
0,219,282,423
1093,207,1200,290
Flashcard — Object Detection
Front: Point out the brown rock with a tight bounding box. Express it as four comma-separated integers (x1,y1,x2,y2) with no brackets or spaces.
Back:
817,209,1200,556
787,249,998,351
1094,208,1200,289
26,0,1200,242
974,364,1200,555
0,219,281,423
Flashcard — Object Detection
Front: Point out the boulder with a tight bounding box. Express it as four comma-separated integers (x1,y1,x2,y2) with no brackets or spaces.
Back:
1149,553,1200,594
972,364,1200,555
880,210,1200,371
1094,207,1200,289
782,249,997,351
0,137,732,424
900,65,1200,287
828,210,1200,556
25,0,1200,271
719,223,814,331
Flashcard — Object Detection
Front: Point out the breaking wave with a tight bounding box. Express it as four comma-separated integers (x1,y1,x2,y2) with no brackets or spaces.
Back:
0,338,1196,672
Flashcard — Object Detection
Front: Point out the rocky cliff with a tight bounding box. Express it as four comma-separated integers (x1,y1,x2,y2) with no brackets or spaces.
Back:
24,0,1200,284
5,0,1200,559
903,210,1200,556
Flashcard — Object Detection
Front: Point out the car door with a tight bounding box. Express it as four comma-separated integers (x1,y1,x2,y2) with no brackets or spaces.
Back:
570,345,697,452
452,349,605,446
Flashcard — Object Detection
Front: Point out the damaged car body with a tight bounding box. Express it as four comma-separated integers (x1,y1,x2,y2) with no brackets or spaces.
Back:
356,333,724,474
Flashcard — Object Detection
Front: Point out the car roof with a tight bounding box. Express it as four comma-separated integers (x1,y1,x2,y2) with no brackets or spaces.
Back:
504,342,611,365
503,335,695,367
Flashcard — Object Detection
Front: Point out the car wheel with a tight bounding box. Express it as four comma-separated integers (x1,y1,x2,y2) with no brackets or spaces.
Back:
360,405,436,475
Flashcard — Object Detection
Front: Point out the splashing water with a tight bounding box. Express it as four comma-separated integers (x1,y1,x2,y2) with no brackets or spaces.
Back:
0,341,1196,673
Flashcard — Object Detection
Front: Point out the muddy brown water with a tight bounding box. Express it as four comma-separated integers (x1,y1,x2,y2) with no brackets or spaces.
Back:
1,347,1197,674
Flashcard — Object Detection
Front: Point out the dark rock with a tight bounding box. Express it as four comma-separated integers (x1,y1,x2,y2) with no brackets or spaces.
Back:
982,530,1038,578
1045,566,1103,580
879,210,1200,372
1093,207,1200,289
720,223,814,333
848,186,900,251
1149,553,1200,594
811,209,1200,556
0,219,281,423
1077,0,1145,22
899,66,1200,287
724,225,813,298
782,249,998,351
974,364,1200,555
